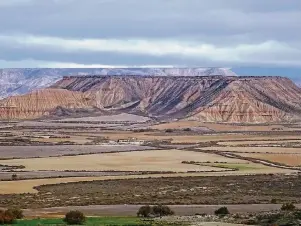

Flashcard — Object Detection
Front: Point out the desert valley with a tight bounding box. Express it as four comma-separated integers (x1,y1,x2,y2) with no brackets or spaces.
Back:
0,68,301,225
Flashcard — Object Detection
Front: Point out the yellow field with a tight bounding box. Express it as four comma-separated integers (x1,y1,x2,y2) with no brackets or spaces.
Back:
0,149,253,172
239,153,301,166
199,146,301,154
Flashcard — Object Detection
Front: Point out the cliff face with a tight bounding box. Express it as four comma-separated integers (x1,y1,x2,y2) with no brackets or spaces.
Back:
1,76,301,123
0,68,237,99
0,89,92,119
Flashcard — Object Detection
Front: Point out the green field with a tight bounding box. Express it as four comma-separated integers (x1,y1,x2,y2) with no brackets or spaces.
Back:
13,217,148,226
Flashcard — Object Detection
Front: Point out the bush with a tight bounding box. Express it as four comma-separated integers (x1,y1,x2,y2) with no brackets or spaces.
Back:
152,205,174,217
6,208,24,219
0,210,15,224
183,128,191,132
214,207,230,216
281,203,296,211
64,210,86,225
165,129,173,133
137,205,152,218
271,198,277,204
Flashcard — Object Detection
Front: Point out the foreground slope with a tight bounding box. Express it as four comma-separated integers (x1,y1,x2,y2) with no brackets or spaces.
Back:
1,76,301,123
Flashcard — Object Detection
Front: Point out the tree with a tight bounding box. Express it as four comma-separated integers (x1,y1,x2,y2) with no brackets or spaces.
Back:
152,205,174,218
281,203,296,211
137,205,152,218
214,207,230,216
64,210,86,225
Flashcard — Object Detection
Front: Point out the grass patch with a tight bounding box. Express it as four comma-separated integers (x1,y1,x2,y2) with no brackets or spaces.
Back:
15,217,144,226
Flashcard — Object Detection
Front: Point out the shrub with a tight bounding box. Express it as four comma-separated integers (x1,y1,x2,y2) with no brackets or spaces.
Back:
271,198,277,204
11,174,18,181
137,205,152,218
152,205,174,217
281,203,296,211
183,128,191,132
64,210,86,225
0,210,15,224
214,207,230,216
165,129,173,133
6,208,24,219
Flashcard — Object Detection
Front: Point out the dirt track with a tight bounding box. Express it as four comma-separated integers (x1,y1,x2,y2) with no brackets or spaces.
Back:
23,204,301,217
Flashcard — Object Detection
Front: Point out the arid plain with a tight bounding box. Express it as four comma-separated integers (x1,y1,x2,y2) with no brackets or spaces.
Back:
1,115,301,210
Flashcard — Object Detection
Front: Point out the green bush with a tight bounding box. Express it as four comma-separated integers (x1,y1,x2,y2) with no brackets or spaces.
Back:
281,203,296,211
214,207,230,216
63,210,86,225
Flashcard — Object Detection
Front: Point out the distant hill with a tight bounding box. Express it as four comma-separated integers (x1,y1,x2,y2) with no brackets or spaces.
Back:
1,75,301,123
0,68,237,99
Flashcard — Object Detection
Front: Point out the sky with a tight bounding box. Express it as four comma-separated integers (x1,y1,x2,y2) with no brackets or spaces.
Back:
0,0,300,82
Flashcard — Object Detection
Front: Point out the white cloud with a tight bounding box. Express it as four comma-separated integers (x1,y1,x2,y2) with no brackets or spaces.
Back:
0,34,300,66
0,59,174,68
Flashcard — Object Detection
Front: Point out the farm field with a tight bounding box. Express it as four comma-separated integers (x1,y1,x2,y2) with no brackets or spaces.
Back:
239,153,301,166
0,144,154,159
14,216,144,226
199,146,301,153
92,132,301,143
1,174,301,208
151,120,301,132
0,149,282,172
218,139,301,146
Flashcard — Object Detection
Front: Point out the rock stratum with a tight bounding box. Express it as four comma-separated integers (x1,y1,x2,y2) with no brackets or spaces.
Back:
1,75,301,123
0,68,237,99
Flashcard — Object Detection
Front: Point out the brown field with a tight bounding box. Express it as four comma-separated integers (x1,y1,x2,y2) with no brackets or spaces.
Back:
151,120,299,132
0,145,154,159
0,167,296,195
0,149,255,172
218,139,301,146
239,153,301,166
95,132,301,144
199,146,301,154
1,174,301,208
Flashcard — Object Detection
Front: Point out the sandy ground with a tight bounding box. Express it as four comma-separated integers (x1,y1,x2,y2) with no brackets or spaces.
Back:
0,144,154,159
0,149,264,172
239,153,301,166
199,146,301,154
22,204,301,217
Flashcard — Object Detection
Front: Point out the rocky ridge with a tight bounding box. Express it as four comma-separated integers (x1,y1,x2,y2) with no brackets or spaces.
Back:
1,75,300,123
0,68,237,99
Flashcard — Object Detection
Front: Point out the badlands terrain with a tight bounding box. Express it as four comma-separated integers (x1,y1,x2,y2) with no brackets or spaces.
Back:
0,72,301,225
